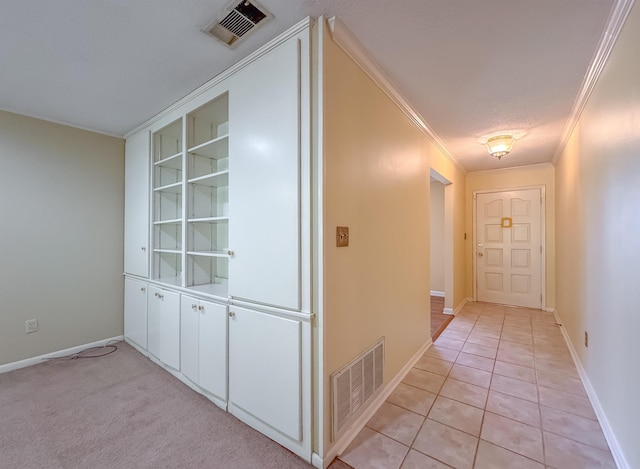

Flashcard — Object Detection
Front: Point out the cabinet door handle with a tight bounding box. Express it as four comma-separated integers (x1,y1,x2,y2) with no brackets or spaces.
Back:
198,305,204,311
141,246,146,252
141,287,146,292
228,311,235,318
227,250,234,258
192,304,197,310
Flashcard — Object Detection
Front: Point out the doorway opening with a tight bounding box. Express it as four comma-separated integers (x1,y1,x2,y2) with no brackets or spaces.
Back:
430,169,453,339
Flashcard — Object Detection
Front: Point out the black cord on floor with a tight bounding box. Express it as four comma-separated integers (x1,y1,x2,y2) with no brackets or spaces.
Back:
45,341,119,361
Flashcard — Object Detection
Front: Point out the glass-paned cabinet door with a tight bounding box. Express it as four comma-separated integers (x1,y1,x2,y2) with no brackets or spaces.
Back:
152,118,183,286
186,93,230,295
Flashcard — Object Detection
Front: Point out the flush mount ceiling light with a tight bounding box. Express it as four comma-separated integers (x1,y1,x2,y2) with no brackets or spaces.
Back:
486,135,515,159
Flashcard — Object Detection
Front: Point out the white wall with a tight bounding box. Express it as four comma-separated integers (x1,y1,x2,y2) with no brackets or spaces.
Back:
430,180,445,292
322,26,433,457
555,3,640,467
0,110,125,365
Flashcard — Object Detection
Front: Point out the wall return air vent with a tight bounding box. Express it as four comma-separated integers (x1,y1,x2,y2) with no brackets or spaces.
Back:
202,0,273,47
331,337,385,440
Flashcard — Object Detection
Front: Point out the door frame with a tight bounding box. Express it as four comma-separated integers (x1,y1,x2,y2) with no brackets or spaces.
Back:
472,185,546,308
430,168,454,314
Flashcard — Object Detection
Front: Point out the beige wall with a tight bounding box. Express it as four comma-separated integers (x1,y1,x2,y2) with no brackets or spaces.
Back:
555,3,640,466
430,153,467,310
465,164,556,308
430,181,445,292
0,111,125,365
322,30,434,455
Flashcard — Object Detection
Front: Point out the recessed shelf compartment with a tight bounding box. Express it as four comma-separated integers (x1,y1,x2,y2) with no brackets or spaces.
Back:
153,251,182,282
187,93,229,149
154,152,183,188
188,218,228,253
189,183,228,219
154,191,182,223
155,222,182,251
153,119,183,163
188,254,228,288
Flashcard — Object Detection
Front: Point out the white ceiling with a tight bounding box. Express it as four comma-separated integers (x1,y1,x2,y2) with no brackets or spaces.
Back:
0,0,620,172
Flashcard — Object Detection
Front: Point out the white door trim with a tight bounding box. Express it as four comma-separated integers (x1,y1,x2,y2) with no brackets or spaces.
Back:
472,185,546,308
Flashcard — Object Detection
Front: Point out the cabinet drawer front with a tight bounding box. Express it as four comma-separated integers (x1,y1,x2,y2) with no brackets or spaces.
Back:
228,306,301,441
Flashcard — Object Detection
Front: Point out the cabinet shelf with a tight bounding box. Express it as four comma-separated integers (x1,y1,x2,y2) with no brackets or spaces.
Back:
187,250,230,258
188,135,229,159
188,171,229,188
155,152,183,170
154,181,182,193
188,216,229,223
154,248,182,254
154,218,182,225
188,282,228,297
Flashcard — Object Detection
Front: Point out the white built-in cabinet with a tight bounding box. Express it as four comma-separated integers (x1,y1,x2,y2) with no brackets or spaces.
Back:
123,19,312,463
124,131,150,277
147,285,180,370
180,295,227,403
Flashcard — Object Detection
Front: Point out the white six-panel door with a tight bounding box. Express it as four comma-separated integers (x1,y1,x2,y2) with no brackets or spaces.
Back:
476,188,543,308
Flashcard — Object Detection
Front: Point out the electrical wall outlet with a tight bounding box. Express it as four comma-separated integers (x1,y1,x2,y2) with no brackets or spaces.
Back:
584,331,589,348
25,319,38,334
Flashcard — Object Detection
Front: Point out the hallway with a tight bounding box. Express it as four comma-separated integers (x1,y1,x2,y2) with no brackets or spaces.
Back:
337,302,615,468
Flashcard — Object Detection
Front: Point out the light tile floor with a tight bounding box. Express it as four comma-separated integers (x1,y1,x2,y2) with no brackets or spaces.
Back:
338,302,616,469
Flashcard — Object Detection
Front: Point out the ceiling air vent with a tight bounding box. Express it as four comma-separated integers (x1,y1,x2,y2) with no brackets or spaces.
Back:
203,0,273,47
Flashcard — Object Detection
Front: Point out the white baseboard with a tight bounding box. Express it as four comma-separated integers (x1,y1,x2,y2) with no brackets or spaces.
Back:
544,306,556,313
453,297,470,316
0,335,124,375
430,290,445,297
553,312,629,469
319,337,433,468
443,308,454,315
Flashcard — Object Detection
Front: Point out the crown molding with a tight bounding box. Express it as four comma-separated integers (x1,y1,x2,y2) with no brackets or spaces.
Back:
552,0,636,165
327,17,467,175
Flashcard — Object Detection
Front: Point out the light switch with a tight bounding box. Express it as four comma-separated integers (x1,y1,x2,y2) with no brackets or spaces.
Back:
336,226,349,247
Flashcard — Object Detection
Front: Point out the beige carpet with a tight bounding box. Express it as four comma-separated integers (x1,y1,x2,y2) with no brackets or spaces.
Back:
0,341,313,469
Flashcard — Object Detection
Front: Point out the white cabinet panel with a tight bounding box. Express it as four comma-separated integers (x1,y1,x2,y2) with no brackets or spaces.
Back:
229,306,301,441
228,38,301,310
124,131,150,277
181,295,228,400
180,295,200,384
147,286,180,370
124,278,147,349
199,299,227,400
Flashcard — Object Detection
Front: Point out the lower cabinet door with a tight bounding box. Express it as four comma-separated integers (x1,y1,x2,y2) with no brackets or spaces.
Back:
147,286,180,370
228,306,302,441
181,295,227,401
124,278,147,349
180,295,200,384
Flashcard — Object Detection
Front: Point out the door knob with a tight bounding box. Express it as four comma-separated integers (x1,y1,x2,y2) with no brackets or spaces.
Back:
478,252,484,257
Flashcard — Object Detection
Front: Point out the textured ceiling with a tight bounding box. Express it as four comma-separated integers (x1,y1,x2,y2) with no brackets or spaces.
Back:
0,0,618,172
